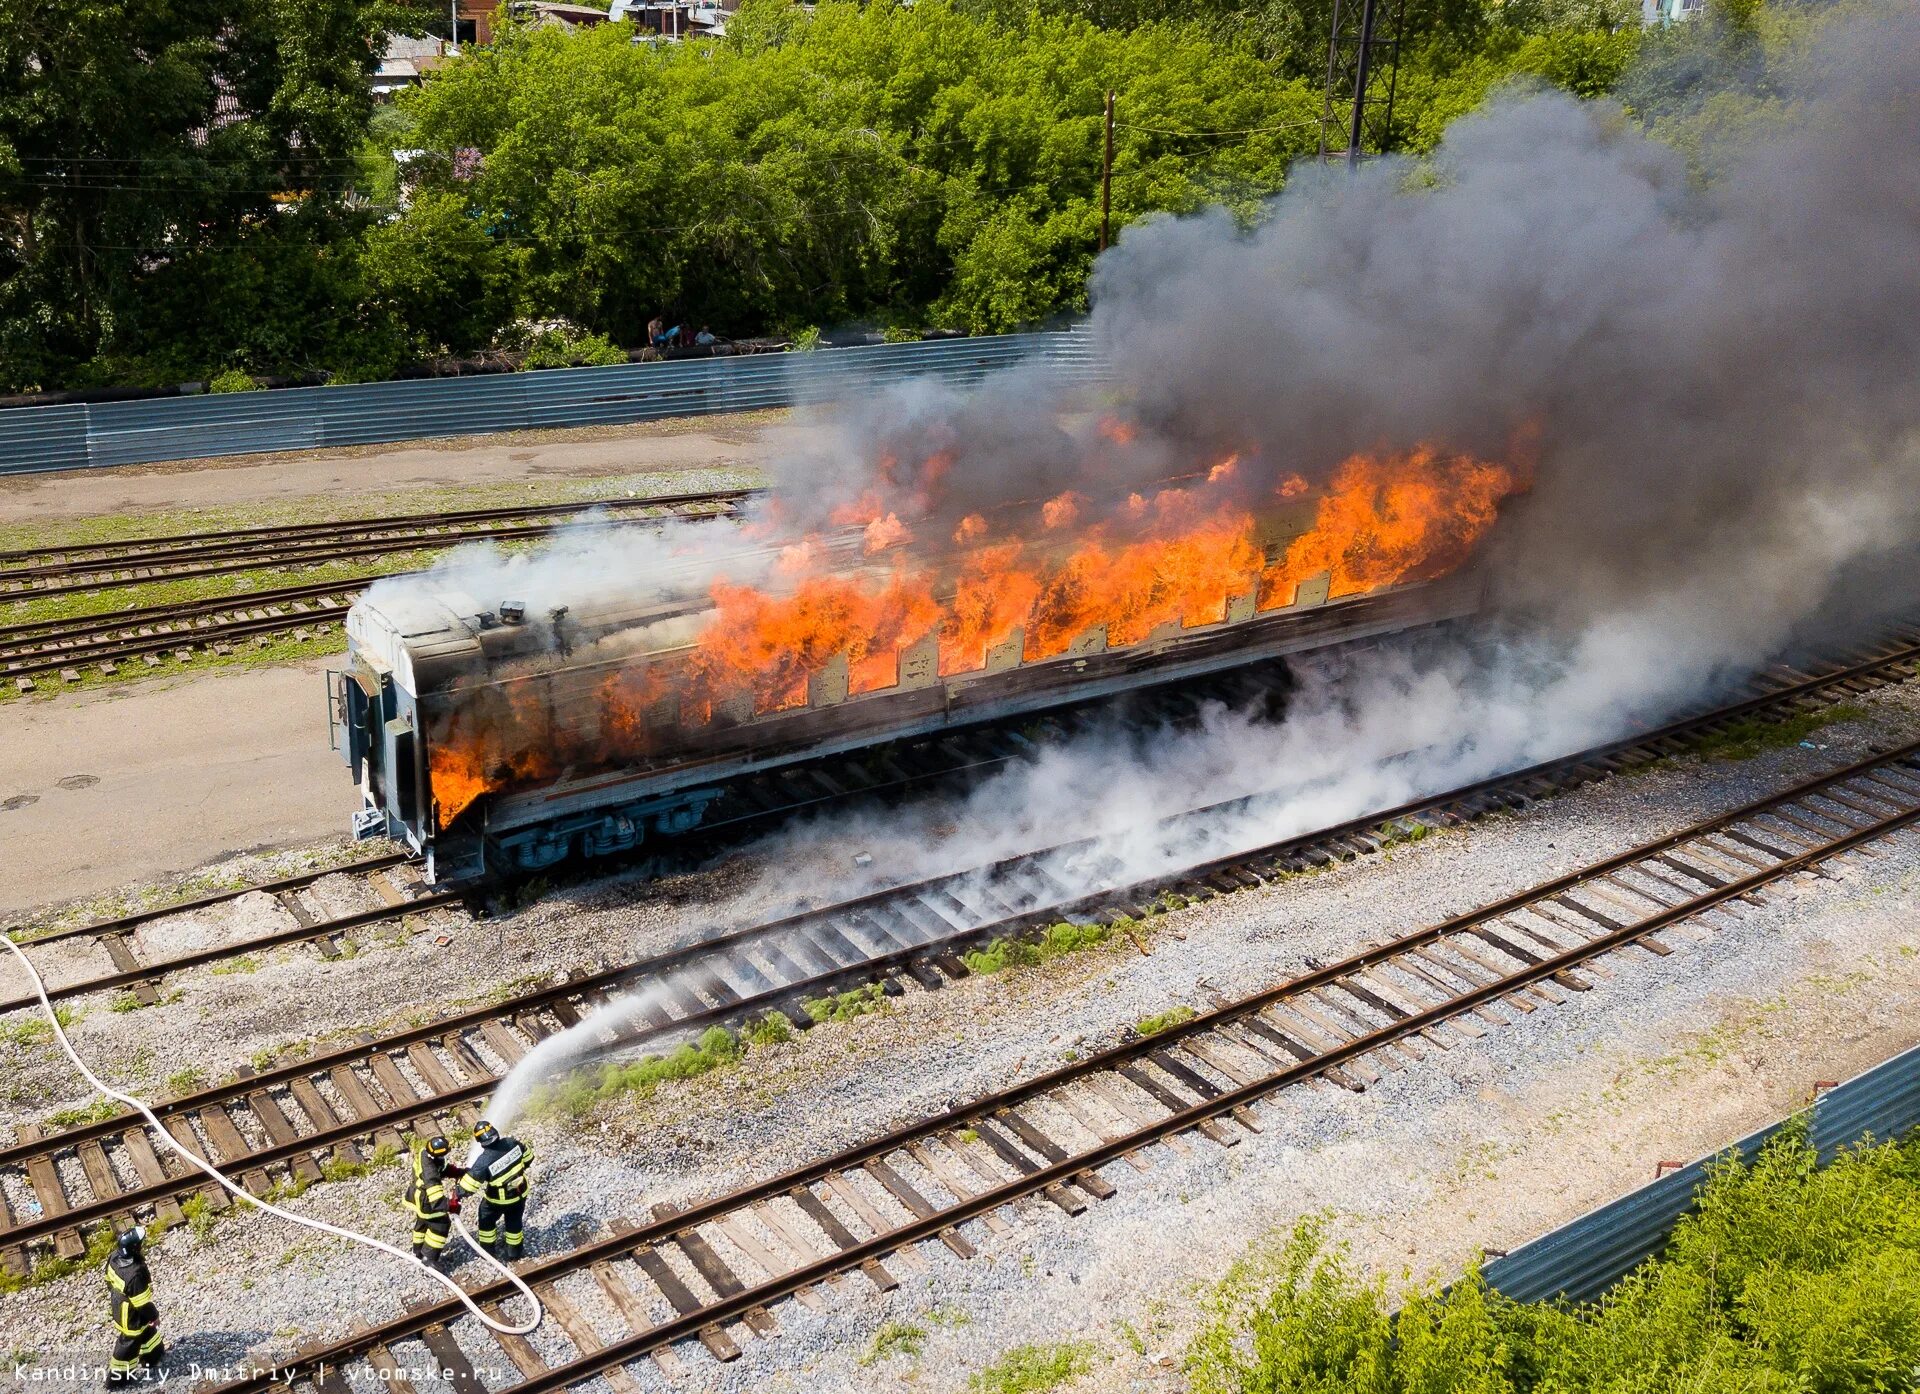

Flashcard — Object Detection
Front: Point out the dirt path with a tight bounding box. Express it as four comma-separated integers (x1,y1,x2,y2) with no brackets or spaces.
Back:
0,659,356,914
0,411,809,527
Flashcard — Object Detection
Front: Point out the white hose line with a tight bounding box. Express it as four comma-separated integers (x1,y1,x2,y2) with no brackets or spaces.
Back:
1,933,542,1336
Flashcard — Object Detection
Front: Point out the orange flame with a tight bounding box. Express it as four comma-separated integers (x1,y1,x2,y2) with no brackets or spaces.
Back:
863,512,910,553
1041,492,1081,530
424,445,1522,826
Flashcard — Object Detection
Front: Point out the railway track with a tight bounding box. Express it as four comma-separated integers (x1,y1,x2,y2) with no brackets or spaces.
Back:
4,628,1919,1275
0,488,760,599
9,627,1917,1022
191,733,1920,1394
0,492,753,687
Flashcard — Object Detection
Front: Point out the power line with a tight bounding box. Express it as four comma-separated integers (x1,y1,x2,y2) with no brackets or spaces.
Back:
1111,116,1322,137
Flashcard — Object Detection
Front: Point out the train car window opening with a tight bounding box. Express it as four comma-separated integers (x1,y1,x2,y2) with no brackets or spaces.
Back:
386,718,419,826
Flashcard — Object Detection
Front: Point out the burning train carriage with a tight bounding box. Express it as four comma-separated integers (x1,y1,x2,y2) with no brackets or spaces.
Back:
333,449,1519,882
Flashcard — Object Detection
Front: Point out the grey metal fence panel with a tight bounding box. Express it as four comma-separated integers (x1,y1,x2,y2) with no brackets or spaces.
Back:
317,373,535,447
1482,1038,1920,1305
0,330,1105,476
0,403,90,475
86,392,323,468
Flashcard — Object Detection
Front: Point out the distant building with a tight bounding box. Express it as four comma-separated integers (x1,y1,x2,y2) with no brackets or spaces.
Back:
607,0,730,39
1643,0,1706,22
373,35,451,99
512,0,615,27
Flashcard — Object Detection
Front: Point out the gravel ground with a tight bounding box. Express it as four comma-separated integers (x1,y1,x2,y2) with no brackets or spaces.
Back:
7,684,1920,1391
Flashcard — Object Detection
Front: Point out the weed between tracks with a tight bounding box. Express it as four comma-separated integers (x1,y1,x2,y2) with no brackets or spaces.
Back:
1692,704,1866,760
527,1025,748,1122
1134,1005,1197,1037
968,1340,1096,1393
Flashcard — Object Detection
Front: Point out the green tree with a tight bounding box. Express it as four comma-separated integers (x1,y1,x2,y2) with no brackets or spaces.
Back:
0,0,427,390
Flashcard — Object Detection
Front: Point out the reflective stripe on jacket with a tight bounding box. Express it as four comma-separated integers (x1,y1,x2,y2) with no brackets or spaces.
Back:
106,1253,157,1336
406,1149,450,1219
460,1137,534,1204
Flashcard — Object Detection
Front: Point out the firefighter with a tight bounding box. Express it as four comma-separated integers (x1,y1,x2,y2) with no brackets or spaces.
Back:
459,1119,534,1261
105,1226,164,1385
406,1133,459,1268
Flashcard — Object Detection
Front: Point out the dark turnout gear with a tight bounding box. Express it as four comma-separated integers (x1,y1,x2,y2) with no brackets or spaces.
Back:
406,1137,456,1264
105,1230,164,1384
461,1122,533,1260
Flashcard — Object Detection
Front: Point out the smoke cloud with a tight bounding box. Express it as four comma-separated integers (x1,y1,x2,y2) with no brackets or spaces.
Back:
481,4,1920,1116
1094,4,1920,674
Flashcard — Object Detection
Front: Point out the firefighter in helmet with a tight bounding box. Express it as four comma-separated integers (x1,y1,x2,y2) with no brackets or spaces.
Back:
105,1226,164,1385
406,1133,460,1268
459,1119,534,1261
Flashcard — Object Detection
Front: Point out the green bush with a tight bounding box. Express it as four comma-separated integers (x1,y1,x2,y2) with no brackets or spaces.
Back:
1187,1129,1920,1394
206,368,260,393
520,326,629,370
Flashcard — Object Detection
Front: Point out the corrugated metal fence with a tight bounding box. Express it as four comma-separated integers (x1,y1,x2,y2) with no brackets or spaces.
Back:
1482,1037,1920,1304
0,330,1105,476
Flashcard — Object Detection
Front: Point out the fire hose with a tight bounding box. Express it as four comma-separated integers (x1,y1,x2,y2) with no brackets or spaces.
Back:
0,931,543,1336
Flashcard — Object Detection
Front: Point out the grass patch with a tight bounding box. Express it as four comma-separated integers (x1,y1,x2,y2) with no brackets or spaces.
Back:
1134,1005,1196,1037
743,1012,793,1047
964,919,1117,975
860,1321,927,1366
969,1341,1095,1393
209,954,263,976
1691,704,1866,762
528,1026,743,1121
0,1219,119,1294
165,1067,207,1096
48,1097,122,1129
1187,1129,1920,1394
0,1004,77,1047
802,982,890,1024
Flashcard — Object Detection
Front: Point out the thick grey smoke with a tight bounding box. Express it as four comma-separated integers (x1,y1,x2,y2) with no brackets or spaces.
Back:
480,5,1920,1115
1094,5,1920,669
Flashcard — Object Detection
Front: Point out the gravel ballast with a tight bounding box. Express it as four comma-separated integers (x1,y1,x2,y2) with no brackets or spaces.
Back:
6,685,1920,1392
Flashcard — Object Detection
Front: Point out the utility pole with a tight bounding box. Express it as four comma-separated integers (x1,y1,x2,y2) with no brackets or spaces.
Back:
1318,0,1408,166
1100,91,1115,253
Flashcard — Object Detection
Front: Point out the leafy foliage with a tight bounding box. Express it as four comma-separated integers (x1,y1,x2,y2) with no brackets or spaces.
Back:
5,0,1807,391
0,0,430,389
969,1340,1097,1392
1187,1129,1920,1393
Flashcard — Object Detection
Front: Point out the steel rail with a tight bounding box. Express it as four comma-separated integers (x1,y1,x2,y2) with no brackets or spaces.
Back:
0,576,364,643
0,890,465,1015
3,851,410,948
0,487,763,570
4,634,1915,1143
2,603,357,678
0,499,749,600
204,737,1920,1394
